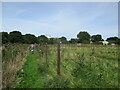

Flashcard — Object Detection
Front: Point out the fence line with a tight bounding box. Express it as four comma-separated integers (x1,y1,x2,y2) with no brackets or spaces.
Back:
36,43,118,75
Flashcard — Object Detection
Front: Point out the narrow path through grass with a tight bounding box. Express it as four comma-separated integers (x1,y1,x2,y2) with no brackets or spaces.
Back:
17,51,42,88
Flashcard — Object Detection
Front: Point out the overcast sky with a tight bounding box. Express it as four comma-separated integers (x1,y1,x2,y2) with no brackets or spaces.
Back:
2,2,118,40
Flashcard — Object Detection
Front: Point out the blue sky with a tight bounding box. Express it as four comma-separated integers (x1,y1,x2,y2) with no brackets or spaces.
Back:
2,2,118,40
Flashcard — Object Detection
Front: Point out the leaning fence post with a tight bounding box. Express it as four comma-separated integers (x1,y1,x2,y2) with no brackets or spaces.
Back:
57,40,61,75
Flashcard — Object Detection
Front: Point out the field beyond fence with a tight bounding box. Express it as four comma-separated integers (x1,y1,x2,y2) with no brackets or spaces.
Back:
2,44,119,88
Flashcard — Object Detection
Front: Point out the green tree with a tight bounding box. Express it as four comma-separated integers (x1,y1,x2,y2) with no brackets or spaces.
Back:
59,36,68,44
37,35,48,44
48,38,58,44
117,38,120,45
91,34,103,42
2,32,9,44
69,38,78,44
9,31,23,43
106,37,119,44
77,31,90,43
23,34,37,44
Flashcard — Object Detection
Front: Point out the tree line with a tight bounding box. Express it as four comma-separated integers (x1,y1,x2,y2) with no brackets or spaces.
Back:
1,31,120,45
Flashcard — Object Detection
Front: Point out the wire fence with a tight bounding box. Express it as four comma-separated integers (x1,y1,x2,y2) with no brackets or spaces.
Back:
33,43,118,75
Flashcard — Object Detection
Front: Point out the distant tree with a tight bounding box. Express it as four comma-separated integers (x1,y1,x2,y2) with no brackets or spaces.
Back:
2,32,9,44
106,37,118,44
117,38,120,45
91,34,103,42
59,36,68,44
9,31,23,43
23,34,37,44
77,31,90,43
48,38,54,44
69,38,78,44
48,38,58,44
37,35,48,44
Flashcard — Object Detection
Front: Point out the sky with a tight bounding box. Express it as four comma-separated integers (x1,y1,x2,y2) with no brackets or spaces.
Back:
2,2,118,40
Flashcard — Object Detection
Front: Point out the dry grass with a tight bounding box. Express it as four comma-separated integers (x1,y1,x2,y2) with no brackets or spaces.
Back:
2,44,29,88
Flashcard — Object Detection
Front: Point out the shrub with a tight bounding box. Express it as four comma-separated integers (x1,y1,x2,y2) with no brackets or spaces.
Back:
43,75,70,88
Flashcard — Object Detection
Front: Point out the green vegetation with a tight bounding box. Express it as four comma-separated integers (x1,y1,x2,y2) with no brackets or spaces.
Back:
2,44,29,88
17,51,43,88
23,34,37,44
1,31,119,88
1,31,120,45
77,31,90,43
15,44,118,88
91,34,103,43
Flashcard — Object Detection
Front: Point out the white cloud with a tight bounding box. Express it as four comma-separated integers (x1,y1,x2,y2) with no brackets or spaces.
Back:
2,2,118,40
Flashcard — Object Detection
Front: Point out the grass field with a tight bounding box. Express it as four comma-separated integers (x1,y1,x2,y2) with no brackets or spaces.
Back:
12,44,119,88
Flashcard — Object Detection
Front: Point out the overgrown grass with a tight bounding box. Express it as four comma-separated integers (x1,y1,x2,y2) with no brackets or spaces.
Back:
13,44,119,88
2,44,29,88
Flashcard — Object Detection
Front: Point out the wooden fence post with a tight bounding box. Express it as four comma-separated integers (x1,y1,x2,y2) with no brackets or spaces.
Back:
45,43,48,63
57,41,61,75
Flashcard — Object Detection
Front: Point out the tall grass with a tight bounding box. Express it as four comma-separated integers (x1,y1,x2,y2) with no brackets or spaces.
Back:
2,44,29,88
3,44,119,88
